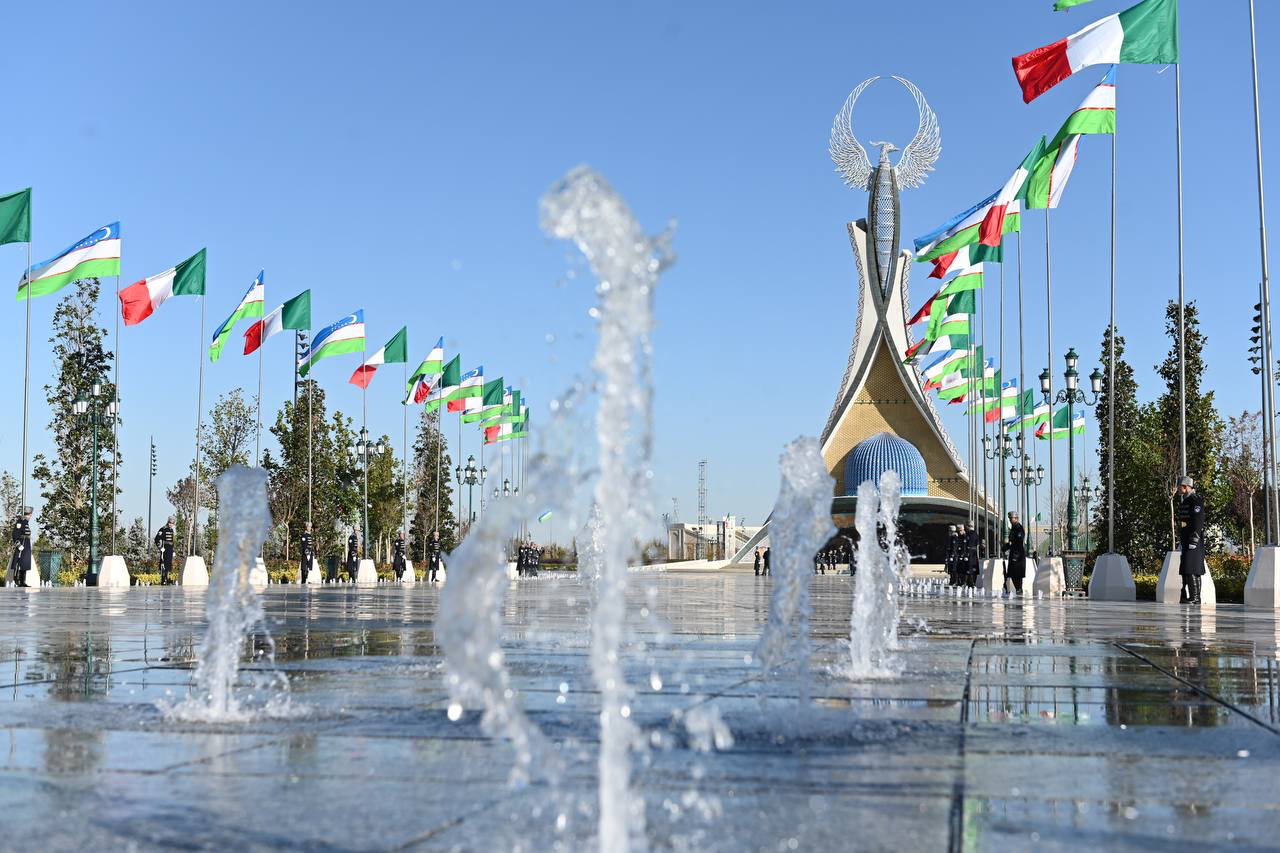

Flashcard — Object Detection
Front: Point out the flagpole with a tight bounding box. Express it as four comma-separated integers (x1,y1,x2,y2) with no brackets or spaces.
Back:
1045,209,1056,555
255,306,263,467
307,354,313,532
1175,66,1187,478
362,373,369,560
20,242,30,517
998,258,1006,552
1249,0,1280,540
108,272,120,556
457,408,463,531
979,267,989,558
403,361,409,538
1017,234,1026,531
1108,103,1118,553
193,293,206,557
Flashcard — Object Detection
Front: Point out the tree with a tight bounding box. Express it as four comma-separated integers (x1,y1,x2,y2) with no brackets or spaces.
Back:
364,435,404,563
198,388,257,553
408,406,457,560
32,278,119,567
1220,410,1264,554
0,471,20,526
124,517,150,570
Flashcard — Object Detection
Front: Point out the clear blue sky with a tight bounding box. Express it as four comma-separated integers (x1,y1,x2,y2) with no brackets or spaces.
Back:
0,0,1275,536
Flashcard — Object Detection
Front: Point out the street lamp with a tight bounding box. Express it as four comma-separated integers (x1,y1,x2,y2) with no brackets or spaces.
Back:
349,426,387,557
983,430,1021,553
1074,476,1098,553
1009,453,1045,553
73,382,119,586
454,454,485,527
1041,348,1103,552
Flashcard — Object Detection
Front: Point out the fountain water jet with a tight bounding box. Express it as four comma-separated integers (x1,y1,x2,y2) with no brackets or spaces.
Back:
844,470,904,679
755,437,835,707
540,165,673,853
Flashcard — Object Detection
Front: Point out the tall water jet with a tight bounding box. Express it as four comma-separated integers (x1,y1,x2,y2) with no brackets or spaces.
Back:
166,465,277,721
844,470,904,679
540,165,673,853
755,437,836,707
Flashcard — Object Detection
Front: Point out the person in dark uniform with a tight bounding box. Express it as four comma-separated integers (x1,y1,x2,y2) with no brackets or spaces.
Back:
753,547,762,576
299,522,315,584
1005,511,1027,594
964,524,980,587
1177,476,1206,604
533,542,542,576
427,531,442,582
392,532,407,580
345,530,359,582
762,546,771,577
9,507,32,587
155,516,175,585
943,525,957,585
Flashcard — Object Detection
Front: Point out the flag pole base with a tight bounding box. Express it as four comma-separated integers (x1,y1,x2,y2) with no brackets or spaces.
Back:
98,555,130,588
355,559,378,585
1246,545,1280,608
979,559,1006,595
401,559,416,585
180,555,209,587
1032,556,1065,597
1088,553,1134,601
249,556,269,587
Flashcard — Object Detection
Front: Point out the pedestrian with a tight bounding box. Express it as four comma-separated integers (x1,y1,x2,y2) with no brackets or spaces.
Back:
345,530,359,582
299,521,314,584
762,546,771,577
392,531,407,580
427,531,442,582
1005,511,1026,594
944,525,957,585
155,515,176,586
753,547,761,577
1176,476,1206,604
8,507,32,587
964,524,979,587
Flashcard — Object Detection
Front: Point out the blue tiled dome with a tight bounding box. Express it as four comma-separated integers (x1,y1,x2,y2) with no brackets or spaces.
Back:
843,432,928,497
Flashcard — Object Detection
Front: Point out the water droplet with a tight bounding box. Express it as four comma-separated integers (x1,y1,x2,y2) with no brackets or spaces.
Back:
620,705,631,718
447,703,463,721
649,672,663,691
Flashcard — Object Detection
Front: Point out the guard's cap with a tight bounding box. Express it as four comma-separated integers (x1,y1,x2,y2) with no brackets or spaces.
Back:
1179,476,1194,487
22,506,32,515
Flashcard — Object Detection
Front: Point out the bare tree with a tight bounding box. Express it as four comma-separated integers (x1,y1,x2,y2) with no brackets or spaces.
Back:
1221,410,1264,555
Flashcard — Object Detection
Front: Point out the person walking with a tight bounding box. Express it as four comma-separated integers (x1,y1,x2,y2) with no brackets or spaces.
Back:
762,546,771,577
1176,476,1206,604
392,531,407,580
427,531,442,582
1005,511,1027,594
8,507,32,587
154,516,176,586
964,524,979,587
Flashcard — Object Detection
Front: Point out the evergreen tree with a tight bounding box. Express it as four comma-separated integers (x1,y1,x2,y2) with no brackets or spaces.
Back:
409,406,456,559
365,435,403,563
198,388,256,553
32,278,119,567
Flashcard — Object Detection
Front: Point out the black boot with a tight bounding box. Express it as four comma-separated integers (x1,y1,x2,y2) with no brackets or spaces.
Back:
1179,580,1189,604
1191,575,1202,605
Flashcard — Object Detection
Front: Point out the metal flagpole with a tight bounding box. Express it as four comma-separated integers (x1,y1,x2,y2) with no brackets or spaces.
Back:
362,379,369,559
1261,279,1274,545
1045,209,1056,555
1108,105,1118,553
307,362,313,530
457,409,463,530
1175,64,1187,477
403,361,409,537
111,272,120,554
1249,0,1280,540
433,403,442,535
255,303,263,467
999,258,1006,550
980,270,989,556
193,293,206,556
20,242,30,515
1018,234,1027,530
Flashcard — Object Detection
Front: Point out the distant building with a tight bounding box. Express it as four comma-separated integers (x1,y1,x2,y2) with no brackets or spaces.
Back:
667,515,764,562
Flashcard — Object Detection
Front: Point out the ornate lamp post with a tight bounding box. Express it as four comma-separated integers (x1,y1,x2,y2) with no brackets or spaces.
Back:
1074,477,1102,553
1040,348,1103,551
983,430,1022,549
73,383,118,586
454,455,485,528
1010,453,1045,551
350,426,387,557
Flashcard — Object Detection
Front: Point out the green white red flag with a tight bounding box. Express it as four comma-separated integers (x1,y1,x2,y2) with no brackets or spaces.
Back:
404,337,445,404
1036,406,1087,439
245,289,310,355
1025,67,1117,210
120,248,204,325
980,137,1047,246
423,355,462,411
350,326,408,388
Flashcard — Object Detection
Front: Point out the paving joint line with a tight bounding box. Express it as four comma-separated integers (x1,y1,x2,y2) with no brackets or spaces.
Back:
947,637,978,853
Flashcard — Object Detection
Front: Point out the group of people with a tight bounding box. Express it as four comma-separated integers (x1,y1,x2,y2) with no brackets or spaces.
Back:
943,511,1030,593
813,545,851,574
515,541,543,576
753,546,770,576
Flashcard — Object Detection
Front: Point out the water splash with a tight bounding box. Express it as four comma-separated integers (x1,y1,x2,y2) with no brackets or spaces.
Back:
755,437,835,707
843,470,904,679
162,466,289,722
540,165,673,853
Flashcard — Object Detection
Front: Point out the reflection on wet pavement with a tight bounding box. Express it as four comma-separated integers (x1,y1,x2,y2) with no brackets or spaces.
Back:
0,574,1278,850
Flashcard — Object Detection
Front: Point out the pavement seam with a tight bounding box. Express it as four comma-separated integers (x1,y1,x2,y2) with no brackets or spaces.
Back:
947,637,978,853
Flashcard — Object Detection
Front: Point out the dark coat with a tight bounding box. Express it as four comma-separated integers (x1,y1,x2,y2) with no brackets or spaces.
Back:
1178,491,1206,577
964,530,979,570
1006,522,1027,579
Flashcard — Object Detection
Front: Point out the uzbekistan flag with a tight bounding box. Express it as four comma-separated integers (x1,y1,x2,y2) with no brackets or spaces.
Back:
929,243,1001,279
245,289,310,355
980,137,1047,246
120,248,205,325
1011,402,1053,431
1036,407,1087,439
1012,0,1176,103
479,388,519,426
350,326,408,388
404,336,445,404
424,355,462,411
447,367,484,412
210,272,264,362
921,349,972,389
914,193,1020,264
19,222,121,300
462,378,505,423
298,310,365,377
1025,67,1117,210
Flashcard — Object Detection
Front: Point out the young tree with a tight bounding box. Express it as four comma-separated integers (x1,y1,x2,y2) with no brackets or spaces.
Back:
1156,300,1225,517
1220,410,1264,554
409,406,457,560
0,471,20,526
198,389,257,553
32,278,119,566
124,516,150,570
365,435,403,563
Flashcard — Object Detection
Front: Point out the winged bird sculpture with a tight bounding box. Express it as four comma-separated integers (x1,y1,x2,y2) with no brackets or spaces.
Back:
829,76,941,294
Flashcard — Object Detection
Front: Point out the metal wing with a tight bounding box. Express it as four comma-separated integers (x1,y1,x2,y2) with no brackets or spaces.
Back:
829,77,879,191
892,76,941,189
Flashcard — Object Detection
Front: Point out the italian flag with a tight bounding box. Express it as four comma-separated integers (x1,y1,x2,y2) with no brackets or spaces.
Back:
480,389,520,426
245,289,310,355
404,336,445,404
1012,0,1176,103
1036,406,1087,439
1010,402,1053,431
210,272,264,362
462,378,505,423
910,277,981,326
914,192,1021,264
423,356,462,411
929,243,1000,279
349,326,408,388
119,248,205,326
298,310,365,377
1025,67,1117,210
980,137,1047,246
447,367,484,413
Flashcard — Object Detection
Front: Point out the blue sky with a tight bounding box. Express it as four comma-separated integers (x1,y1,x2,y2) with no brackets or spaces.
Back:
0,0,1275,537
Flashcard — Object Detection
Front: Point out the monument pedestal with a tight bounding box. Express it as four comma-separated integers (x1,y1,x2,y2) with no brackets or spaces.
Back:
401,559,415,585
1246,545,1280,608
181,555,209,587
248,556,269,587
98,555,130,588
1157,550,1216,605
305,560,322,585
1088,553,1134,601
979,559,1005,595
355,558,378,584
1033,557,1065,597
506,561,517,581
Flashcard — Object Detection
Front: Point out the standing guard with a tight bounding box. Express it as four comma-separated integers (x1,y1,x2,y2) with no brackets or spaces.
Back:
345,530,359,582
964,524,980,588
1177,476,1206,604
1005,512,1027,594
943,525,957,585
427,531,442,582
9,507,32,587
299,522,314,584
155,516,175,585
392,532,407,580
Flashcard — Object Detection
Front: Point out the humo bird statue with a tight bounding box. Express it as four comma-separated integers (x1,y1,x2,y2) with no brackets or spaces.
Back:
830,76,941,294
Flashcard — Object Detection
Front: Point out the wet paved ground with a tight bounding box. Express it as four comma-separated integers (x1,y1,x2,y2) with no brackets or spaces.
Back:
1,571,1279,851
